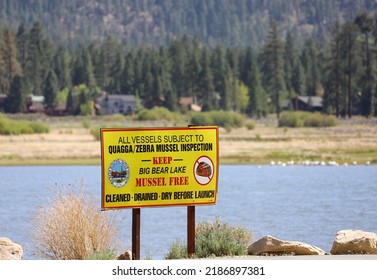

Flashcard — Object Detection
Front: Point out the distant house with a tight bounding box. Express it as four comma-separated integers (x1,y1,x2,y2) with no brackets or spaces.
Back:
96,93,137,115
27,94,45,113
143,96,202,111
0,94,45,113
178,97,202,112
283,96,323,112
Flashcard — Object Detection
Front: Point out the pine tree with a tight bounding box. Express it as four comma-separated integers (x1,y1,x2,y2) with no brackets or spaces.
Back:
339,21,361,118
43,69,59,110
97,36,121,93
211,46,229,110
141,49,157,102
82,48,96,89
249,51,268,117
240,47,267,117
53,47,72,90
2,28,22,95
185,43,201,104
133,49,145,99
66,90,78,115
0,27,6,94
121,51,136,95
301,38,322,97
169,38,187,99
260,21,286,118
72,48,96,89
4,75,27,113
157,47,176,111
15,23,29,73
67,84,93,116
291,59,306,97
323,20,343,116
71,54,85,87
198,48,216,111
25,22,52,95
355,12,376,117
284,31,300,96
236,80,250,114
109,50,124,94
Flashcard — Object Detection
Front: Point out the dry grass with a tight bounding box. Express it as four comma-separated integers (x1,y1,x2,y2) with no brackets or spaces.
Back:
0,128,100,163
218,118,377,164
31,185,123,260
0,115,376,165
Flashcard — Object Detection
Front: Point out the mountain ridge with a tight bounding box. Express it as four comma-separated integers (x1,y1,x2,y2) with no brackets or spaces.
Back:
1,0,376,48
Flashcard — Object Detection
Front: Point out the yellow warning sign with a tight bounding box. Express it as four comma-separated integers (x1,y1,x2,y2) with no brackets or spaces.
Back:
101,126,218,209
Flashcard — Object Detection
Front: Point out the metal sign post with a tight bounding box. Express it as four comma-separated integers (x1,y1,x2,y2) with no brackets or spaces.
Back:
187,206,195,257
132,208,141,260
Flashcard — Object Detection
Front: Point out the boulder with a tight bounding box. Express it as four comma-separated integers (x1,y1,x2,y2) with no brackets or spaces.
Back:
117,250,132,260
330,230,377,255
0,237,23,260
248,235,326,256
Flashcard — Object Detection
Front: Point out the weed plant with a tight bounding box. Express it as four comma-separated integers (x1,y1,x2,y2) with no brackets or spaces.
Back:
278,111,338,128
31,185,123,260
190,111,244,130
245,120,256,130
0,113,49,135
90,127,101,140
165,217,252,259
135,107,183,121
102,114,126,122
85,249,117,260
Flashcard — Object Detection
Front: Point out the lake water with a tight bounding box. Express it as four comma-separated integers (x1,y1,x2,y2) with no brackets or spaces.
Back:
1,165,376,259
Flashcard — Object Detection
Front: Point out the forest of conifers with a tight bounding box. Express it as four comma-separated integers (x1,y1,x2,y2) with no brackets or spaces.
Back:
1,0,376,48
0,1,377,117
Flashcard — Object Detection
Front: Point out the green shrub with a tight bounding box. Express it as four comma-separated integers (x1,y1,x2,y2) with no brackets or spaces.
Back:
278,111,304,128
82,118,91,129
303,113,322,127
85,249,117,260
103,114,126,122
230,113,244,128
0,115,18,134
190,113,213,126
279,111,337,128
18,121,34,134
79,102,94,116
0,114,49,135
165,217,252,259
165,239,187,259
245,120,256,130
90,127,101,140
190,111,244,129
28,122,50,133
317,113,338,127
136,107,180,121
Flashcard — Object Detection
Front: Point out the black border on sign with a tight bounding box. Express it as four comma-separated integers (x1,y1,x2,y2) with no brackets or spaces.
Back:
100,126,219,210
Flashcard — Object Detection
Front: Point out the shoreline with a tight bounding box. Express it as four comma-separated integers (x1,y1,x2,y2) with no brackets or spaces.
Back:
0,158,375,166
0,115,376,166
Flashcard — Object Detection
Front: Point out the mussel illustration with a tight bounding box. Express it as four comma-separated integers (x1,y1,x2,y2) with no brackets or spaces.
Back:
196,162,212,177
